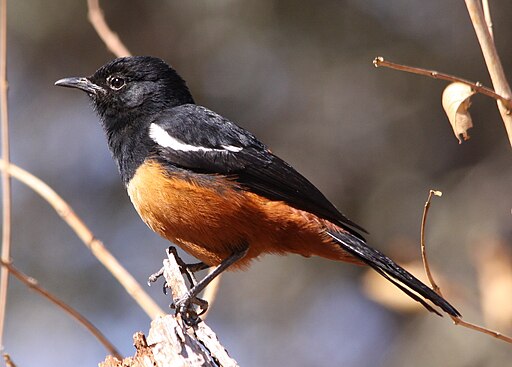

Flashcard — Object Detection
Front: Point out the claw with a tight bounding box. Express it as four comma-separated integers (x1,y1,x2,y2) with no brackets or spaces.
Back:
171,293,209,326
148,267,165,285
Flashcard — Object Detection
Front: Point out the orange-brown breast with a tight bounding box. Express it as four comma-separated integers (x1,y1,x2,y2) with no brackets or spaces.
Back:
127,160,361,269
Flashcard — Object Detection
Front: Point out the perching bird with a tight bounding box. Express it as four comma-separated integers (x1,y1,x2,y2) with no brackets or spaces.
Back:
55,56,459,322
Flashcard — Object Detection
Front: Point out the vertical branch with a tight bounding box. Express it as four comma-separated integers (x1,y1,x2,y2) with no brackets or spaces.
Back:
0,0,10,351
482,0,494,40
465,0,512,146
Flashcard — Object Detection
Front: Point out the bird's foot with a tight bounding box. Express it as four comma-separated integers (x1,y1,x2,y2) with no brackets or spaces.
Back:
147,246,212,325
171,292,209,326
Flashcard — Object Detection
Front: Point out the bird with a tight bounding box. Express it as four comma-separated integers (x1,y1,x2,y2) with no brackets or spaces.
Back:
55,56,460,323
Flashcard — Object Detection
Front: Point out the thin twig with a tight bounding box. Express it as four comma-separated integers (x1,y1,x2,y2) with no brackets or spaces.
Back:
87,0,131,58
465,0,512,147
373,56,512,109
420,190,512,344
420,190,442,294
0,0,10,352
482,0,494,40
451,317,512,342
0,160,165,320
0,259,122,359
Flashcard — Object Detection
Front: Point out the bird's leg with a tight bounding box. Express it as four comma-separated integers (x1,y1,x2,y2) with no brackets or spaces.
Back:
148,247,211,288
167,247,211,287
187,261,211,273
183,261,211,286
174,245,249,325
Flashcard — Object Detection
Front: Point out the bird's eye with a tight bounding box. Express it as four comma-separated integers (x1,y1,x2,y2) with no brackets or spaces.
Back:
108,76,125,90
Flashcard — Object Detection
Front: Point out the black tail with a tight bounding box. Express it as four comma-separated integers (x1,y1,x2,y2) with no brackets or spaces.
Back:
326,230,460,317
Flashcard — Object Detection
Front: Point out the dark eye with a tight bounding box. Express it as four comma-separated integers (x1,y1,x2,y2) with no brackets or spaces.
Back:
108,76,125,90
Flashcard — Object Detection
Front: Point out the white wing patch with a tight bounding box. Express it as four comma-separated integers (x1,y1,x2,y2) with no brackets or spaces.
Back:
149,123,243,153
221,144,243,152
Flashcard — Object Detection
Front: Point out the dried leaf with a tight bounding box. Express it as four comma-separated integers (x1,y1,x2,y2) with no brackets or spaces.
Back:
442,82,476,143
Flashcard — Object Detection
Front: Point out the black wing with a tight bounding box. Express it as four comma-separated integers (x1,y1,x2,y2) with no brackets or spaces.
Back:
150,104,367,238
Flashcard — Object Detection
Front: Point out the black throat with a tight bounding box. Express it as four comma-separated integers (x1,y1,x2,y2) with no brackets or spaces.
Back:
103,116,154,185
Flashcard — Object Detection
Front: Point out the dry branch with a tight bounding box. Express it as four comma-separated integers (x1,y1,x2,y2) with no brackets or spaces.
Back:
466,0,512,146
0,0,11,350
0,160,165,320
482,0,494,40
374,1,512,147
420,190,512,344
100,250,238,367
373,56,511,107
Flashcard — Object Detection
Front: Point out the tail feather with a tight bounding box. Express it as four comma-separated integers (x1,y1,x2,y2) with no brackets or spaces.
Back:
326,230,461,317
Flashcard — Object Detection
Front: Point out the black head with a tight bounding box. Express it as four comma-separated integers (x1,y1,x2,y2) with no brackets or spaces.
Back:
55,56,194,131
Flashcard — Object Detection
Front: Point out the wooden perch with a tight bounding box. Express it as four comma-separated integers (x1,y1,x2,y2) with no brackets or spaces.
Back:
100,250,239,367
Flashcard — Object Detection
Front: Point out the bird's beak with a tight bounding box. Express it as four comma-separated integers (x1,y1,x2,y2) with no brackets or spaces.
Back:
54,77,104,95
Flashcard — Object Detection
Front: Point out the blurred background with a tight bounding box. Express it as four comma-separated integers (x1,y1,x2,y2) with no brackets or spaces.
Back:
3,1,512,366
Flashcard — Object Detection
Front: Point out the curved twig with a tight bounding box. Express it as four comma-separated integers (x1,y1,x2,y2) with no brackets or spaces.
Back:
420,190,442,294
420,190,512,344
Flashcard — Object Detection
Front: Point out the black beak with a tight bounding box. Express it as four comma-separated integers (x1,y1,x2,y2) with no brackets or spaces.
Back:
54,77,104,95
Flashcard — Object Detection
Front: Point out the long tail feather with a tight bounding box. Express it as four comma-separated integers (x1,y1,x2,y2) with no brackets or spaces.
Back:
326,230,461,317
